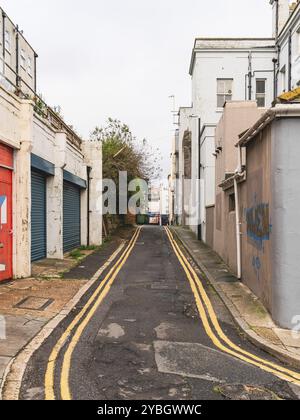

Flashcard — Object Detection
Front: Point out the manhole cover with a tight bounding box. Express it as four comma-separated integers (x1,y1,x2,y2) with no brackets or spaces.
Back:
15,296,54,311
216,384,280,400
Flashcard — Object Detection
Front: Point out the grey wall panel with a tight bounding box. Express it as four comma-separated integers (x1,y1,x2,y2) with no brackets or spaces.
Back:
271,118,300,329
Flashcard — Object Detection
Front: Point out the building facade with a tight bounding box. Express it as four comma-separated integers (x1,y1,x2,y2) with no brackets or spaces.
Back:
0,7,37,96
271,0,300,95
185,38,276,242
0,8,102,282
213,101,265,275
236,104,300,329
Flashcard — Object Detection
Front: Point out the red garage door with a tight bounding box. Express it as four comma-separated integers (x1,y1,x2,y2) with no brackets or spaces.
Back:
0,144,13,282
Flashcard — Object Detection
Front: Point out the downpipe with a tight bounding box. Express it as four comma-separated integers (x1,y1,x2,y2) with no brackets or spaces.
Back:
234,146,243,280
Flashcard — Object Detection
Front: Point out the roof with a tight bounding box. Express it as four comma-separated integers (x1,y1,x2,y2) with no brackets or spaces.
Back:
237,104,300,147
189,38,275,75
276,0,300,41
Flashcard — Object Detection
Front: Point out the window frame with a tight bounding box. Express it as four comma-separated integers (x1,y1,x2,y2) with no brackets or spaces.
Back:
255,78,266,108
27,56,32,77
4,30,11,53
20,49,26,70
217,78,233,109
280,65,286,93
296,26,300,57
228,193,236,213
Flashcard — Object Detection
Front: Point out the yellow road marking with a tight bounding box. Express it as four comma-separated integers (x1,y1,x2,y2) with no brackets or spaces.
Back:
165,227,300,386
60,227,142,400
166,227,300,381
44,227,141,400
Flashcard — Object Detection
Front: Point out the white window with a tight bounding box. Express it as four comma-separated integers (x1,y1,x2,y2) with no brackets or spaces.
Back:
256,79,266,108
28,57,32,76
20,49,26,69
297,27,300,56
280,66,286,93
217,79,233,108
5,30,11,53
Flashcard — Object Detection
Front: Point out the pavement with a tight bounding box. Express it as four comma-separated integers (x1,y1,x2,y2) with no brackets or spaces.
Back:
0,227,134,396
5,226,300,400
171,226,300,369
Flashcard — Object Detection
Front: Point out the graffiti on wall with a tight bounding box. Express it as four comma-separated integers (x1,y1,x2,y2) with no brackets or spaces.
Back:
252,255,261,281
246,202,271,250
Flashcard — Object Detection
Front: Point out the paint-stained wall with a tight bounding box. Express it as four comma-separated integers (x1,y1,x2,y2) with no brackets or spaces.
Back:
239,125,272,312
213,102,264,275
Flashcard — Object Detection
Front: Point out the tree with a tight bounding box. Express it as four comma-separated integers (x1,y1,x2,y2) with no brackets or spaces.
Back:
90,118,162,232
90,118,162,183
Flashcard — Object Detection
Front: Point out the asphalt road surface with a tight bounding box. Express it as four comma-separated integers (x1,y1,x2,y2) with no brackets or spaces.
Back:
20,226,300,400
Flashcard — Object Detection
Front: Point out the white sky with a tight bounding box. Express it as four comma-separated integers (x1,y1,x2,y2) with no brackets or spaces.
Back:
1,0,273,177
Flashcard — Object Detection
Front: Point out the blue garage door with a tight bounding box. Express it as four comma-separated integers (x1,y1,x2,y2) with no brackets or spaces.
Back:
31,170,47,261
63,181,81,253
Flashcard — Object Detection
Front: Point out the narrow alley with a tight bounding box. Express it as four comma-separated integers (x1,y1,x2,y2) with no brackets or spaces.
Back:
16,227,300,401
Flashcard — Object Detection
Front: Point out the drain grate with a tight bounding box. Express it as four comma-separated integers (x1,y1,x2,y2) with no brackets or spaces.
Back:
14,296,54,311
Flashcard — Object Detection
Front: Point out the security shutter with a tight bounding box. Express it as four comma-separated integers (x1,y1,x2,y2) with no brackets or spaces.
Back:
63,181,81,253
31,170,47,261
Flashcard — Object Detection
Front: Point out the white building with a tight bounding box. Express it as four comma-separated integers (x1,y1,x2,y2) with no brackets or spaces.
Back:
178,38,276,242
0,7,102,282
270,0,300,94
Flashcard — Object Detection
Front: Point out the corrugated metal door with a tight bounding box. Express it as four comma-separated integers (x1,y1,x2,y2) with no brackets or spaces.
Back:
31,170,47,261
63,181,81,253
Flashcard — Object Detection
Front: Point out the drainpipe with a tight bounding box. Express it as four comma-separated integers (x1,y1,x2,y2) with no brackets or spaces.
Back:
34,52,38,93
248,52,252,100
275,0,279,39
234,145,243,280
197,117,202,241
288,29,292,91
272,58,278,101
15,25,20,88
2,11,5,67
87,166,92,246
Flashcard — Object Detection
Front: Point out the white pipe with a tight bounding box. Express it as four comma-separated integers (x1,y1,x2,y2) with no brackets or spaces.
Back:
234,176,242,280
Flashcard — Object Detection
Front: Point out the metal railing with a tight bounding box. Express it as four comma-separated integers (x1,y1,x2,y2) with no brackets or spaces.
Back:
0,57,82,150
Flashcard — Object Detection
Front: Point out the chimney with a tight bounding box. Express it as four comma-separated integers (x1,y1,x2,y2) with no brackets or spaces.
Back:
270,0,290,38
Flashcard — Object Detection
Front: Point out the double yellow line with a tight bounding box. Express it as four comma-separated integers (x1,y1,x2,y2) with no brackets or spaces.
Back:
45,227,142,400
165,226,300,386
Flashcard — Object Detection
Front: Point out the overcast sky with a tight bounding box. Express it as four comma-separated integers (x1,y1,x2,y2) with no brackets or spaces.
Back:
1,0,272,177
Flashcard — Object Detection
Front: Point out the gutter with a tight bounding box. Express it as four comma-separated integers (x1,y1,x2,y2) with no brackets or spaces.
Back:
236,104,300,148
